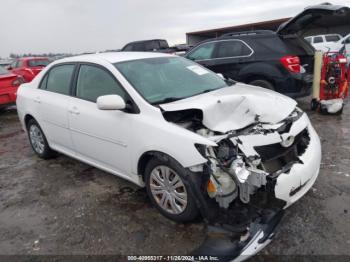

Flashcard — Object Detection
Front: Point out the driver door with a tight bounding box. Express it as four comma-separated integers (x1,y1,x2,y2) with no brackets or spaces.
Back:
68,64,134,178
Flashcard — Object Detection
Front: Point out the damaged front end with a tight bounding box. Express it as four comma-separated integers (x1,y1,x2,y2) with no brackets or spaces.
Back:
163,105,321,260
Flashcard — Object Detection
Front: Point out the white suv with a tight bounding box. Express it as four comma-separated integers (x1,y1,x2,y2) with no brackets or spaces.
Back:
16,52,321,258
305,34,343,52
305,34,350,62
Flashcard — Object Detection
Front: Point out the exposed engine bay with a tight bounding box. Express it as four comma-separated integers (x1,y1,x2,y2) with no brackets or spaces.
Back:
163,107,309,210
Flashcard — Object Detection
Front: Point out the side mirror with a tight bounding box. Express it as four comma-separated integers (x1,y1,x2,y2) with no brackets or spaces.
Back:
7,66,12,70
97,95,126,111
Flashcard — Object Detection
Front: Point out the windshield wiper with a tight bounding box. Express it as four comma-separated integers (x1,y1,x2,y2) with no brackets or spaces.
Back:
226,79,236,86
152,97,181,105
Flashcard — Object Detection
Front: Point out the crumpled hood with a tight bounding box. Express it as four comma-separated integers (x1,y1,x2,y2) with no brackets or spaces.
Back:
160,84,297,133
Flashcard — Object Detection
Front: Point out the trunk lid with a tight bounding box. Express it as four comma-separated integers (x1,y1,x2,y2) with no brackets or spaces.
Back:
0,73,17,88
277,4,350,37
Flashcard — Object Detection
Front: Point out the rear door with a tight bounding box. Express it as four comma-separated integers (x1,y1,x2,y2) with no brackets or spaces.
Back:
37,64,76,153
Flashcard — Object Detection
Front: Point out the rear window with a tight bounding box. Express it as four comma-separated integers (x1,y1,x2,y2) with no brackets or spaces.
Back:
325,35,341,42
123,45,133,51
28,59,50,67
313,36,323,44
159,40,168,49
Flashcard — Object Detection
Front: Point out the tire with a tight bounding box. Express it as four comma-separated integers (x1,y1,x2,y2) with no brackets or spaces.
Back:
311,99,319,111
144,156,199,222
249,79,275,90
27,119,56,159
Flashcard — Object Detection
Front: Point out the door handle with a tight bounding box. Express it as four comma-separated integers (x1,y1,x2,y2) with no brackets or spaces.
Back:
69,107,80,115
34,97,41,104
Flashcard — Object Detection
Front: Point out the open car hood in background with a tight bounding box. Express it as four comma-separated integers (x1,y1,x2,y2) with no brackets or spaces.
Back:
277,4,350,37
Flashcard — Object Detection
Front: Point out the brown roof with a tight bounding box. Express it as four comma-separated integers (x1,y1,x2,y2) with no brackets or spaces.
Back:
187,17,291,35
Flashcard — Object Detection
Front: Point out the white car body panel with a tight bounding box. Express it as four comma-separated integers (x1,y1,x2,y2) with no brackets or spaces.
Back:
160,84,297,133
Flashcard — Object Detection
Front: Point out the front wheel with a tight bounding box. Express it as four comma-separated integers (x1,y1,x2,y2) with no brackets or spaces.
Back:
145,156,199,222
27,119,56,159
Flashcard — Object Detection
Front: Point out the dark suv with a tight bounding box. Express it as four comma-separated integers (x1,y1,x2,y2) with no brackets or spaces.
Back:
185,31,314,98
185,4,350,98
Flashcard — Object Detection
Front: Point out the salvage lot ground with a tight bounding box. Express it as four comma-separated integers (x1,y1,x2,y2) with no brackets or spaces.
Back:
0,97,349,258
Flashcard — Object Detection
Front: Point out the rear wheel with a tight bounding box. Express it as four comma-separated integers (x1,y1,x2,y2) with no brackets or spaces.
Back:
311,99,319,111
249,79,274,90
145,156,199,222
27,119,56,159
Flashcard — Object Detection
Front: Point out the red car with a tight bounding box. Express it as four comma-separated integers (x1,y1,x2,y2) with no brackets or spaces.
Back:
0,67,24,110
8,57,50,82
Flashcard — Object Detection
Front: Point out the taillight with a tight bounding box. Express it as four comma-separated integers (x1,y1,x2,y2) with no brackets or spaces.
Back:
281,55,301,73
12,76,25,87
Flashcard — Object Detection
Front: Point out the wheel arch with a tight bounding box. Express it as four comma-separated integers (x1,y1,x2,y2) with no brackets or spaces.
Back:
24,114,36,129
137,151,175,182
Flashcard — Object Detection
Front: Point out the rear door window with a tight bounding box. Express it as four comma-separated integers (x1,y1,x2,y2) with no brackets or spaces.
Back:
325,35,341,42
214,40,252,58
145,41,160,51
187,42,215,61
313,36,324,44
46,65,75,95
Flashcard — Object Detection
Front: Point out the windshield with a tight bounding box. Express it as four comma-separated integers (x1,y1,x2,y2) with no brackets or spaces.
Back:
115,57,231,104
0,66,9,75
28,59,50,67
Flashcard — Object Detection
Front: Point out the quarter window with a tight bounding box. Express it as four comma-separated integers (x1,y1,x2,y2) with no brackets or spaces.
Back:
305,37,312,43
46,65,75,95
215,40,252,58
187,42,215,61
76,65,126,102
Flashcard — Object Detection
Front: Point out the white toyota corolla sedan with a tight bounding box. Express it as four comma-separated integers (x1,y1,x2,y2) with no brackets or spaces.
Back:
16,52,321,259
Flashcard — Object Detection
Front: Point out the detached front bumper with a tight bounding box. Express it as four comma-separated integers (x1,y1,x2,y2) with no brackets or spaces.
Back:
274,123,321,208
193,210,284,262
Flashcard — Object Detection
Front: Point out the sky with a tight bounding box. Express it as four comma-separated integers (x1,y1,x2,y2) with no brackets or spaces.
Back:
1,0,349,57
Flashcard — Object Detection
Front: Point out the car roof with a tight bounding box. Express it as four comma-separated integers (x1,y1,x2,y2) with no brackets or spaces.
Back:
189,30,276,49
57,52,172,64
125,39,167,45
